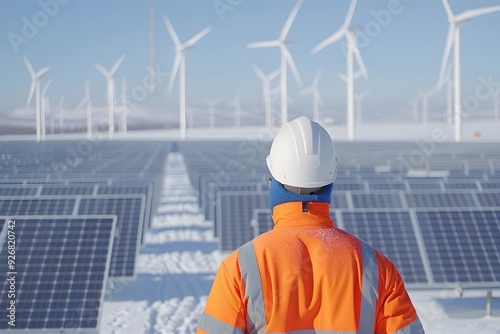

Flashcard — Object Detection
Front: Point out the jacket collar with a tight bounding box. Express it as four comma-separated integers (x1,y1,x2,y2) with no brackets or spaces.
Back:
271,202,334,228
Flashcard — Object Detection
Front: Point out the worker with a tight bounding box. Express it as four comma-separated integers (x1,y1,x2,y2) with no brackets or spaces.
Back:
197,116,424,333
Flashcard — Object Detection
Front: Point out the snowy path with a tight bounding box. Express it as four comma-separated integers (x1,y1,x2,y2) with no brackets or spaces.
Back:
101,152,222,334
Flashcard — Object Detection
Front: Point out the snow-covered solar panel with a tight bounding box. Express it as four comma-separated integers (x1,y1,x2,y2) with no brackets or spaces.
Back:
0,215,116,331
416,209,500,285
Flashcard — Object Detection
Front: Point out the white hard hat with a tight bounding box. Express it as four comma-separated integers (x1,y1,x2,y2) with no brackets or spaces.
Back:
266,116,338,188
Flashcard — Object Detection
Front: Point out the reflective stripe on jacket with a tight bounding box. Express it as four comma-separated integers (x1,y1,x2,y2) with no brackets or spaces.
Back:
197,202,424,334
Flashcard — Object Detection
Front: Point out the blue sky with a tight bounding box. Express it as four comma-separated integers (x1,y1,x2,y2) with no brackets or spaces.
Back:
1,0,500,129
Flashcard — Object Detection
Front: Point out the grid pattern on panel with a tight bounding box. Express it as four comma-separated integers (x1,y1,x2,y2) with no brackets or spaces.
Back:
351,194,403,209
444,182,478,190
40,185,95,196
407,180,442,190
416,210,500,283
367,182,406,191
78,197,144,278
0,198,76,215
0,216,115,330
333,182,365,191
341,211,427,284
0,187,38,196
480,182,500,190
476,192,500,207
405,193,477,208
217,192,268,251
331,193,349,209
97,184,153,235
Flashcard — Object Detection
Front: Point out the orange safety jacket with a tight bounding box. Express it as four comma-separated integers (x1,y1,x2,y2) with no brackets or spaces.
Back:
198,201,424,334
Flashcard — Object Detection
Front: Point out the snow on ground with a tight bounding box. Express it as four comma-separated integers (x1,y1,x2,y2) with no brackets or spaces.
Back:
101,151,500,333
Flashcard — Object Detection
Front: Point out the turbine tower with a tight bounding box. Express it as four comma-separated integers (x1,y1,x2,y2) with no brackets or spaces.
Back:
300,70,324,122
164,16,211,140
228,93,242,128
40,78,52,141
205,99,218,129
247,0,303,127
95,53,126,140
418,83,440,124
57,96,64,134
23,57,51,142
121,77,128,133
312,0,368,141
438,0,500,142
76,80,92,139
354,90,368,125
252,65,280,128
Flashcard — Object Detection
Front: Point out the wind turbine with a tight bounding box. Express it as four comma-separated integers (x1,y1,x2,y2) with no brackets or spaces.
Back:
418,83,440,124
409,97,420,123
40,78,52,141
75,80,92,139
205,99,218,129
228,93,242,128
438,0,500,142
164,16,211,140
253,65,280,128
246,0,303,127
95,53,126,140
354,90,369,125
120,77,128,133
493,89,500,122
23,57,51,142
300,70,324,122
57,96,65,134
312,0,368,141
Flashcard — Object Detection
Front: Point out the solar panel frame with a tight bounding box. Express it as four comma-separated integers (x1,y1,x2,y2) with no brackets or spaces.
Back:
0,214,116,333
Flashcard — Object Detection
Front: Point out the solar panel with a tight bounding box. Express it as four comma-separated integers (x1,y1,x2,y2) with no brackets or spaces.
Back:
476,192,500,207
443,180,479,190
480,181,500,190
77,195,145,279
0,186,38,196
330,193,350,209
351,193,403,208
40,184,96,196
216,191,268,251
96,183,153,240
0,215,116,331
341,210,428,284
416,209,500,285
0,197,76,215
407,179,443,190
405,192,478,208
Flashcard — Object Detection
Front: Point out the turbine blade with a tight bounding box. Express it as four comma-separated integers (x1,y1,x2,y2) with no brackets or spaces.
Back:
36,66,51,79
184,27,211,48
246,40,281,49
352,46,368,80
311,28,345,54
441,0,454,18
300,87,314,96
168,52,181,95
110,54,126,75
41,77,52,96
268,68,280,81
456,6,500,22
252,65,266,81
26,82,35,108
95,63,111,78
283,46,302,87
163,16,181,47
338,73,348,82
280,0,303,40
438,23,455,86
344,0,358,27
312,70,322,87
318,92,326,107
23,56,35,77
